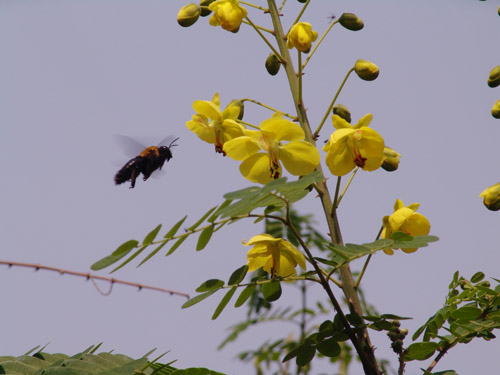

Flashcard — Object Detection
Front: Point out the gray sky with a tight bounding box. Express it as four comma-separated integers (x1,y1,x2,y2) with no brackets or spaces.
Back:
1,1,499,374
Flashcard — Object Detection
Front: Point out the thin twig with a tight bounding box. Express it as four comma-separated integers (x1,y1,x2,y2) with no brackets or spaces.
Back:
0,260,190,299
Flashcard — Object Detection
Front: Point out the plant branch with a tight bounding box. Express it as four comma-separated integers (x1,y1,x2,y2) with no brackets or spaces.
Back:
0,260,190,298
245,16,284,62
302,19,339,70
240,98,297,120
313,67,355,138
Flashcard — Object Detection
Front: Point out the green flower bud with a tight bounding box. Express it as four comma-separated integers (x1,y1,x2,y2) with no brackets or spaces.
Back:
177,3,201,27
498,5,500,16
265,53,281,76
355,59,379,81
381,147,401,172
339,13,364,31
488,66,500,88
227,99,245,120
297,0,307,3
479,182,500,211
332,104,351,123
199,0,215,17
492,99,500,119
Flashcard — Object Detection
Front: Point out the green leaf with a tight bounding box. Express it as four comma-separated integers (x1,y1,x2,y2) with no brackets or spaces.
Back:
262,281,282,302
91,240,139,271
228,265,248,285
296,345,316,366
182,289,218,309
166,234,188,256
143,224,162,245
346,313,364,326
316,338,341,358
111,244,148,273
196,279,224,292
450,306,482,321
188,206,218,231
471,272,485,283
380,314,412,320
234,284,256,308
218,172,323,218
164,216,188,239
196,225,214,251
208,199,233,223
212,287,237,320
137,240,169,267
405,342,439,361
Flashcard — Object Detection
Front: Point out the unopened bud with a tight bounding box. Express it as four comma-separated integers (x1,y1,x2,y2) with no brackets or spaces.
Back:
479,182,500,211
382,147,401,172
354,59,379,81
297,0,307,3
227,99,245,120
488,66,500,88
492,99,500,119
265,53,281,76
199,0,215,17
339,13,364,31
332,104,351,123
177,3,201,27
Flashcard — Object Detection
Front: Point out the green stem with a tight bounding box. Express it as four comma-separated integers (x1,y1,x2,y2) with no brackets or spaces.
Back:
292,0,311,25
267,2,380,374
245,16,284,62
336,167,359,207
302,19,339,70
313,67,354,138
298,51,303,107
241,19,273,34
355,226,383,288
241,98,297,120
278,0,287,13
240,1,268,12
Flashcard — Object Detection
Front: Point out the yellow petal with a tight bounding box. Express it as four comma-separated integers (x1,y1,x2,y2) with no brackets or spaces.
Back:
280,141,320,176
260,116,305,142
280,241,306,270
192,99,222,122
356,127,384,171
332,114,351,129
240,153,277,184
352,113,373,129
223,136,260,161
245,233,280,246
401,213,430,236
388,207,415,232
186,115,216,144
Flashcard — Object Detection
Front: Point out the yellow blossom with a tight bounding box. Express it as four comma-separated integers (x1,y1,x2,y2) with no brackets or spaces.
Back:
382,199,431,255
243,234,306,277
479,183,500,211
323,114,385,176
186,92,245,154
208,0,247,33
223,113,320,184
286,22,318,53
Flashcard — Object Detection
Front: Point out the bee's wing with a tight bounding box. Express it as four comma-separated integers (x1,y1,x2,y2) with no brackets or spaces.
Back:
114,135,148,157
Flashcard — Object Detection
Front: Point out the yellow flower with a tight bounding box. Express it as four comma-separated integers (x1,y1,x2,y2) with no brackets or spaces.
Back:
208,0,247,33
244,234,306,277
186,92,245,154
223,113,320,184
286,22,318,53
323,114,385,176
381,199,431,255
479,183,500,211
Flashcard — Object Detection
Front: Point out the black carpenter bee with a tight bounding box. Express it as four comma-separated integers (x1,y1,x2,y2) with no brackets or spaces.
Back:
114,136,179,188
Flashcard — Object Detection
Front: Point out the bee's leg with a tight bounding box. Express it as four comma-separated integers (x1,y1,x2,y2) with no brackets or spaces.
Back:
130,171,138,189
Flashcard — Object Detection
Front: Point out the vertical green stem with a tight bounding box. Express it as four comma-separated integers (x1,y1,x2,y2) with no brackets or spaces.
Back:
267,2,380,374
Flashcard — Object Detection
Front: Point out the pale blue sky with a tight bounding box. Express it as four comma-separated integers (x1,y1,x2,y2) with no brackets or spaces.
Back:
1,1,499,374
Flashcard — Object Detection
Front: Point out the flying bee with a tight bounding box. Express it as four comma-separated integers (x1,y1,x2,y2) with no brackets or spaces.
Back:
114,136,179,188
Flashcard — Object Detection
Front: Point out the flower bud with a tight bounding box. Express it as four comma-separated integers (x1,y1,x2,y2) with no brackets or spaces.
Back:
498,5,500,16
177,3,201,27
492,99,500,119
488,66,500,88
286,22,318,53
199,0,215,17
226,99,245,120
381,147,401,172
265,53,281,76
339,13,364,31
479,182,500,211
332,104,351,123
354,59,379,81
